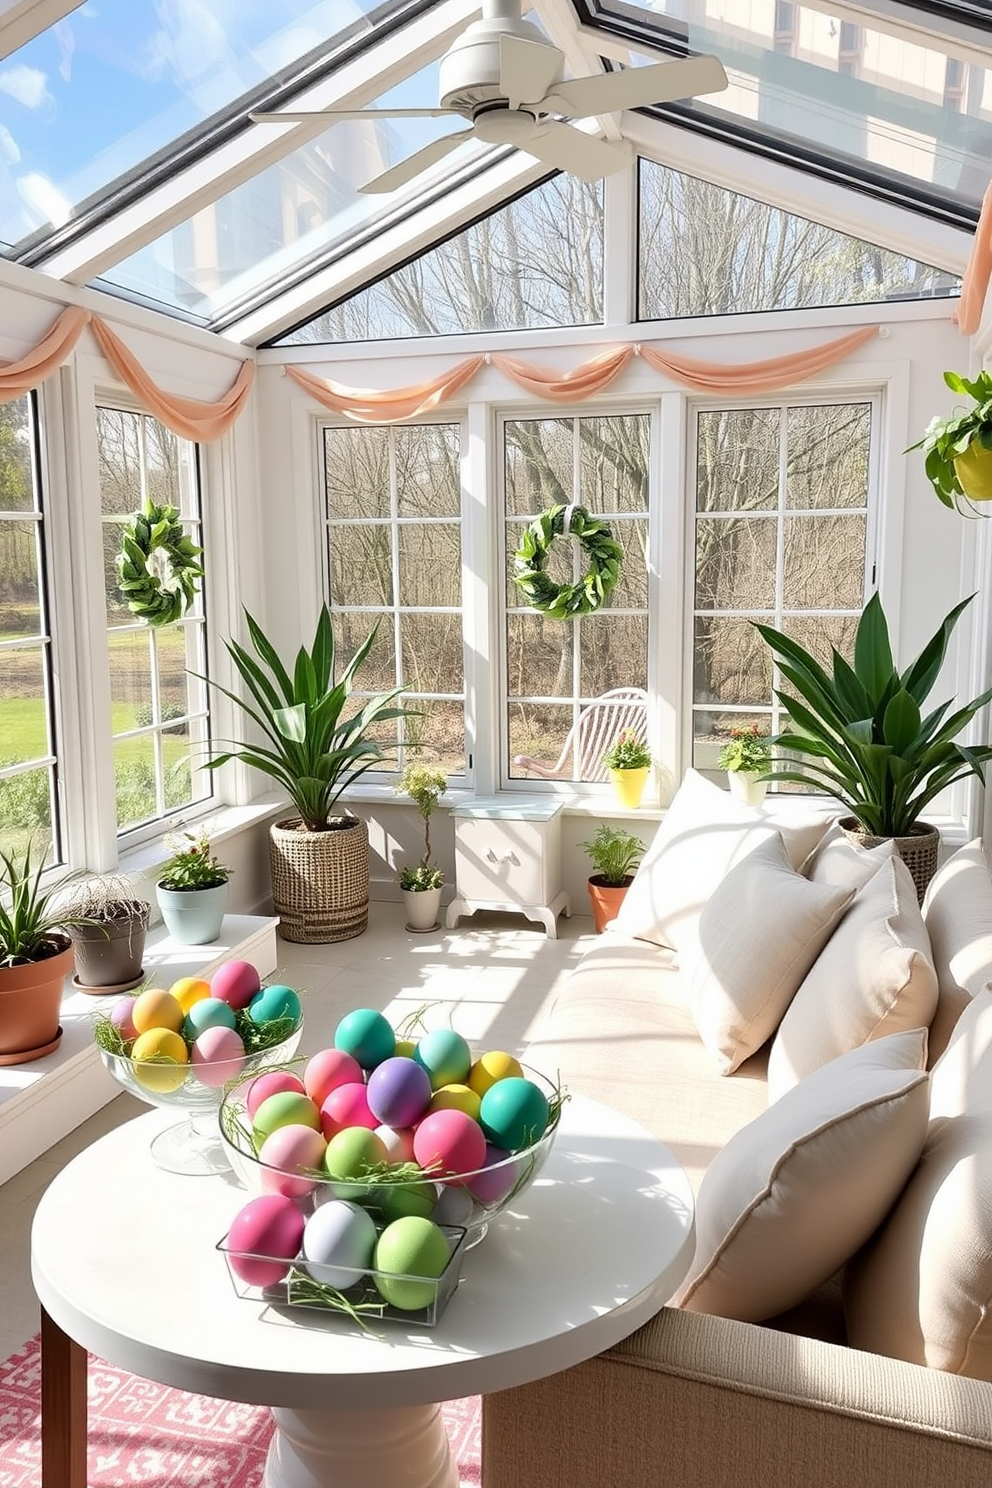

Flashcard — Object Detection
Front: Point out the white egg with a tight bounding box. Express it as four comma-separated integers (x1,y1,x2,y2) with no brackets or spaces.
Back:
301,1200,377,1290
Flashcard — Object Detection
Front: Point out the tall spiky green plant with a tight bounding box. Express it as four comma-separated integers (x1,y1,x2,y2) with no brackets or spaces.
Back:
0,842,83,967
200,606,410,831
754,592,992,837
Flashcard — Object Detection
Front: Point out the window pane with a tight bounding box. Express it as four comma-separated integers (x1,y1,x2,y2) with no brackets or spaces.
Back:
783,515,867,609
397,526,460,607
396,425,460,518
97,408,142,514
695,518,778,611
334,612,395,690
506,614,573,700
325,427,391,520
1,644,52,761
694,616,773,709
108,630,154,724
578,616,648,696
786,405,871,509
0,521,41,634
0,401,34,511
697,409,780,512
114,735,158,833
780,614,860,672
579,415,650,513
510,703,577,781
400,613,463,695
330,526,393,607
694,709,773,775
402,700,465,777
505,420,572,517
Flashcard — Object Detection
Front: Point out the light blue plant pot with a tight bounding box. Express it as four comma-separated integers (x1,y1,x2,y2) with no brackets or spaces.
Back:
156,882,229,946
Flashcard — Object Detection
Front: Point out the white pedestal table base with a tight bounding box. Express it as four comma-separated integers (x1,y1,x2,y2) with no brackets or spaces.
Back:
265,1402,456,1488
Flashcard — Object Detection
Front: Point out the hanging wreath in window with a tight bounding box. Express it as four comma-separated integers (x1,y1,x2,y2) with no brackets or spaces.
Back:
512,503,624,620
116,500,204,627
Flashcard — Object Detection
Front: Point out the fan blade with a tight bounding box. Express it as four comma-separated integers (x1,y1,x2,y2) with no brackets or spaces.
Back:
499,35,564,110
250,107,457,124
545,53,728,120
522,121,631,183
359,130,474,195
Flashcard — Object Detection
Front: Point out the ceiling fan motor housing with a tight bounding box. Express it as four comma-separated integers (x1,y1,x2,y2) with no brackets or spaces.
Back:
439,3,560,113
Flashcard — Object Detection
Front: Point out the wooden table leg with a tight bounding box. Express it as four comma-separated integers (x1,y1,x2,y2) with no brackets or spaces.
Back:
40,1306,87,1488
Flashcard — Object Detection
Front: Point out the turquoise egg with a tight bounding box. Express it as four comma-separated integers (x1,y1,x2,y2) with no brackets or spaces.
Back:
184,996,236,1040
413,1028,472,1091
479,1077,550,1153
248,984,302,1026
334,1008,395,1070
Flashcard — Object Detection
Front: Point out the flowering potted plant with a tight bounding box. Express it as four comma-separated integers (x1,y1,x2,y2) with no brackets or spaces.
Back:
907,369,992,508
579,825,646,933
156,828,231,945
601,730,653,809
717,723,772,805
394,765,447,933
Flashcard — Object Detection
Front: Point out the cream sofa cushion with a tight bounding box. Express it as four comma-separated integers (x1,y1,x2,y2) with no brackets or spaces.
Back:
844,992,992,1379
923,839,992,1064
612,768,833,951
674,1028,930,1322
679,834,854,1075
767,857,938,1099
803,822,897,890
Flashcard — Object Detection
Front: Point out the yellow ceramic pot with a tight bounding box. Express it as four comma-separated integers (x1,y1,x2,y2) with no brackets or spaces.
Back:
953,442,992,502
609,767,649,809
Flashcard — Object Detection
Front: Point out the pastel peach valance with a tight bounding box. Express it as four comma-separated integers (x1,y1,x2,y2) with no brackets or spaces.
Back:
287,326,881,423
0,306,90,401
955,178,992,336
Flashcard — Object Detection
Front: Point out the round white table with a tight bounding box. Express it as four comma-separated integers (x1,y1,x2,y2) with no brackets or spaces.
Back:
31,1094,694,1488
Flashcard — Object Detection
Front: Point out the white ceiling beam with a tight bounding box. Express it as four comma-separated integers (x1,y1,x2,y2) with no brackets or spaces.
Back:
34,0,480,285
0,0,83,62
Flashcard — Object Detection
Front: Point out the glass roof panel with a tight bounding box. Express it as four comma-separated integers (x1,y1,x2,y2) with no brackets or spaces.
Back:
0,0,404,253
578,1,992,221
93,60,500,324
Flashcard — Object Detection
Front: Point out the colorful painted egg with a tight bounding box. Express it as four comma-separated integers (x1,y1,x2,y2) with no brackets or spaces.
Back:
190,1025,245,1087
130,1026,188,1093
333,1008,395,1070
257,1124,327,1200
211,959,262,1010
131,987,184,1035
394,1037,417,1059
244,1069,307,1120
109,996,138,1041
302,1201,377,1290
479,1077,550,1153
373,1124,416,1164
433,1185,475,1227
366,1056,432,1129
184,996,236,1040
227,1194,305,1287
413,1029,472,1090
467,1143,518,1206
319,1082,377,1140
412,1108,486,1183
252,1090,321,1145
373,1217,451,1311
428,1083,481,1122
303,1048,363,1107
377,1176,437,1225
248,984,301,1027
168,976,212,1015
323,1126,388,1197
467,1050,523,1097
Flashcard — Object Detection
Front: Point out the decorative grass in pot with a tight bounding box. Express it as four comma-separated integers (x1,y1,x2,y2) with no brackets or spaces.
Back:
58,873,150,993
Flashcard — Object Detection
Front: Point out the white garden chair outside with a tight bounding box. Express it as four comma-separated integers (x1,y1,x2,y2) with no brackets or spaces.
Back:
513,688,649,782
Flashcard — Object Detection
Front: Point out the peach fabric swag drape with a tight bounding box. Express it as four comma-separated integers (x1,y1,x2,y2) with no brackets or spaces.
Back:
0,306,90,403
955,178,992,336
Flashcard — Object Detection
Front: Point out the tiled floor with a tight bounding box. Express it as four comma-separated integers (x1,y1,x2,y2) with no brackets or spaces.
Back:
0,901,595,1362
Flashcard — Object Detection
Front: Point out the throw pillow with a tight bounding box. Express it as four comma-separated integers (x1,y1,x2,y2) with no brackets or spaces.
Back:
767,856,938,1100
673,1028,930,1322
922,839,992,1064
844,993,992,1379
612,768,834,951
679,834,855,1075
801,821,897,890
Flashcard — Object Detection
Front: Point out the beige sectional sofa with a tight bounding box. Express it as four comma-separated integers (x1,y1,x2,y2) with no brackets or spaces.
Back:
483,773,992,1488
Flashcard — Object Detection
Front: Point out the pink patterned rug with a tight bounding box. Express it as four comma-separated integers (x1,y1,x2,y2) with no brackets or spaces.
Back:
0,1332,482,1487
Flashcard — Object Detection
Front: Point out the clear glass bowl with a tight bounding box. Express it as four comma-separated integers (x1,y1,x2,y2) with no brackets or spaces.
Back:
99,1018,304,1176
217,1062,560,1245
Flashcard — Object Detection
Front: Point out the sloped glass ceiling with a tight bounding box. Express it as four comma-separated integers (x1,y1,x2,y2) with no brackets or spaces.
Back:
577,0,992,221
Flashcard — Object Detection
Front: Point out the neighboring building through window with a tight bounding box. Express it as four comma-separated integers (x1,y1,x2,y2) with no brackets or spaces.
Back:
0,394,60,862
97,407,211,835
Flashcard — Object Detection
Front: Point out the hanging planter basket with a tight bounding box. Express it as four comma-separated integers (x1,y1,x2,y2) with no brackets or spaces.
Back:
953,442,992,503
269,816,370,944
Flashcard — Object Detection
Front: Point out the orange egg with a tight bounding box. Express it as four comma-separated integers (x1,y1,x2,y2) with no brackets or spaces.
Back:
132,987,185,1035
169,976,212,1015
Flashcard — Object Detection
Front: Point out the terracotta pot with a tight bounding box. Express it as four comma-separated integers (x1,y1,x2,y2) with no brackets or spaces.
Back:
586,876,633,934
953,442,992,502
838,817,940,905
0,936,73,1065
608,768,649,809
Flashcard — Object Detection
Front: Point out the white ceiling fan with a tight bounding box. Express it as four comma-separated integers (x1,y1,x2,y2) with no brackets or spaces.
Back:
250,0,728,195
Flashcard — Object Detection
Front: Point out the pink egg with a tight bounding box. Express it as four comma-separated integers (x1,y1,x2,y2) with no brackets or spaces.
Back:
227,1193,305,1287
211,959,262,1010
245,1069,307,1119
304,1048,363,1107
374,1124,417,1163
257,1124,328,1200
467,1142,518,1205
366,1056,432,1128
412,1108,487,1185
320,1082,378,1140
109,996,137,1041
190,1025,245,1087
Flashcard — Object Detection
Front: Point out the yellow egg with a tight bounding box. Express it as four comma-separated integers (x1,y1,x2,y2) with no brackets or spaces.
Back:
467,1050,524,1097
428,1083,481,1121
132,987,185,1035
394,1037,418,1059
130,1027,188,1093
169,976,212,1015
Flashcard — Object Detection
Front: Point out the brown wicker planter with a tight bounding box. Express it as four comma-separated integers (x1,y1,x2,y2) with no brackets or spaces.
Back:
838,817,940,905
0,935,73,1065
268,815,370,944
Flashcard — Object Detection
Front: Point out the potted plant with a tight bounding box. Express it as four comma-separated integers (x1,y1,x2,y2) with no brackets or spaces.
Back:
908,369,992,508
57,874,150,993
601,730,653,809
156,828,230,946
201,606,409,944
717,723,772,806
579,824,646,933
0,841,78,1064
394,765,447,933
754,591,992,901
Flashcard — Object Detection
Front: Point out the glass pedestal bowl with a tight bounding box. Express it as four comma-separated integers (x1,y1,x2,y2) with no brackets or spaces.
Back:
99,1019,304,1176
217,1063,560,1246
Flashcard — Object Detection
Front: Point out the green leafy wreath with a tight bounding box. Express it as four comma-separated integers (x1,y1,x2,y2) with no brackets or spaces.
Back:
512,504,623,620
116,500,204,627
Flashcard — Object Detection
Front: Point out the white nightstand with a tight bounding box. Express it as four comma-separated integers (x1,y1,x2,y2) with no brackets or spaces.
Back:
446,797,571,937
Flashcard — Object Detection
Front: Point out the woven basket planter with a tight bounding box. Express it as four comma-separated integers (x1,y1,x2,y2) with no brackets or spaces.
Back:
838,817,940,905
269,816,370,944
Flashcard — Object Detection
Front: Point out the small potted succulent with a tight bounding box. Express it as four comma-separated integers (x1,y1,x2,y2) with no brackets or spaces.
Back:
601,730,653,809
717,723,772,805
908,369,992,508
579,825,646,933
395,765,447,933
156,828,231,946
0,841,80,1064
57,873,150,994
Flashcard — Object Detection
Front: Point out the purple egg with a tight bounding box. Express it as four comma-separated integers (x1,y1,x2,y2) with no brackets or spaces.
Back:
110,996,138,1041
468,1143,519,1206
366,1056,433,1129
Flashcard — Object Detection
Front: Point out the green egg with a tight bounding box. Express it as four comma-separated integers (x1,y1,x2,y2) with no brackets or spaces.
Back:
373,1216,451,1311
376,1176,438,1225
479,1077,550,1152
323,1126,388,1199
252,1090,321,1148
248,984,302,1027
413,1028,472,1091
334,1008,395,1070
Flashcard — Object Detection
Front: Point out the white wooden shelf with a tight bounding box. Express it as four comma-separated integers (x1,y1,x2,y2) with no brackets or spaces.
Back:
0,915,279,1187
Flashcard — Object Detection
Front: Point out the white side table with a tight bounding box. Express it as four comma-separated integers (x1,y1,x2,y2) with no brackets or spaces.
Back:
445,797,571,937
